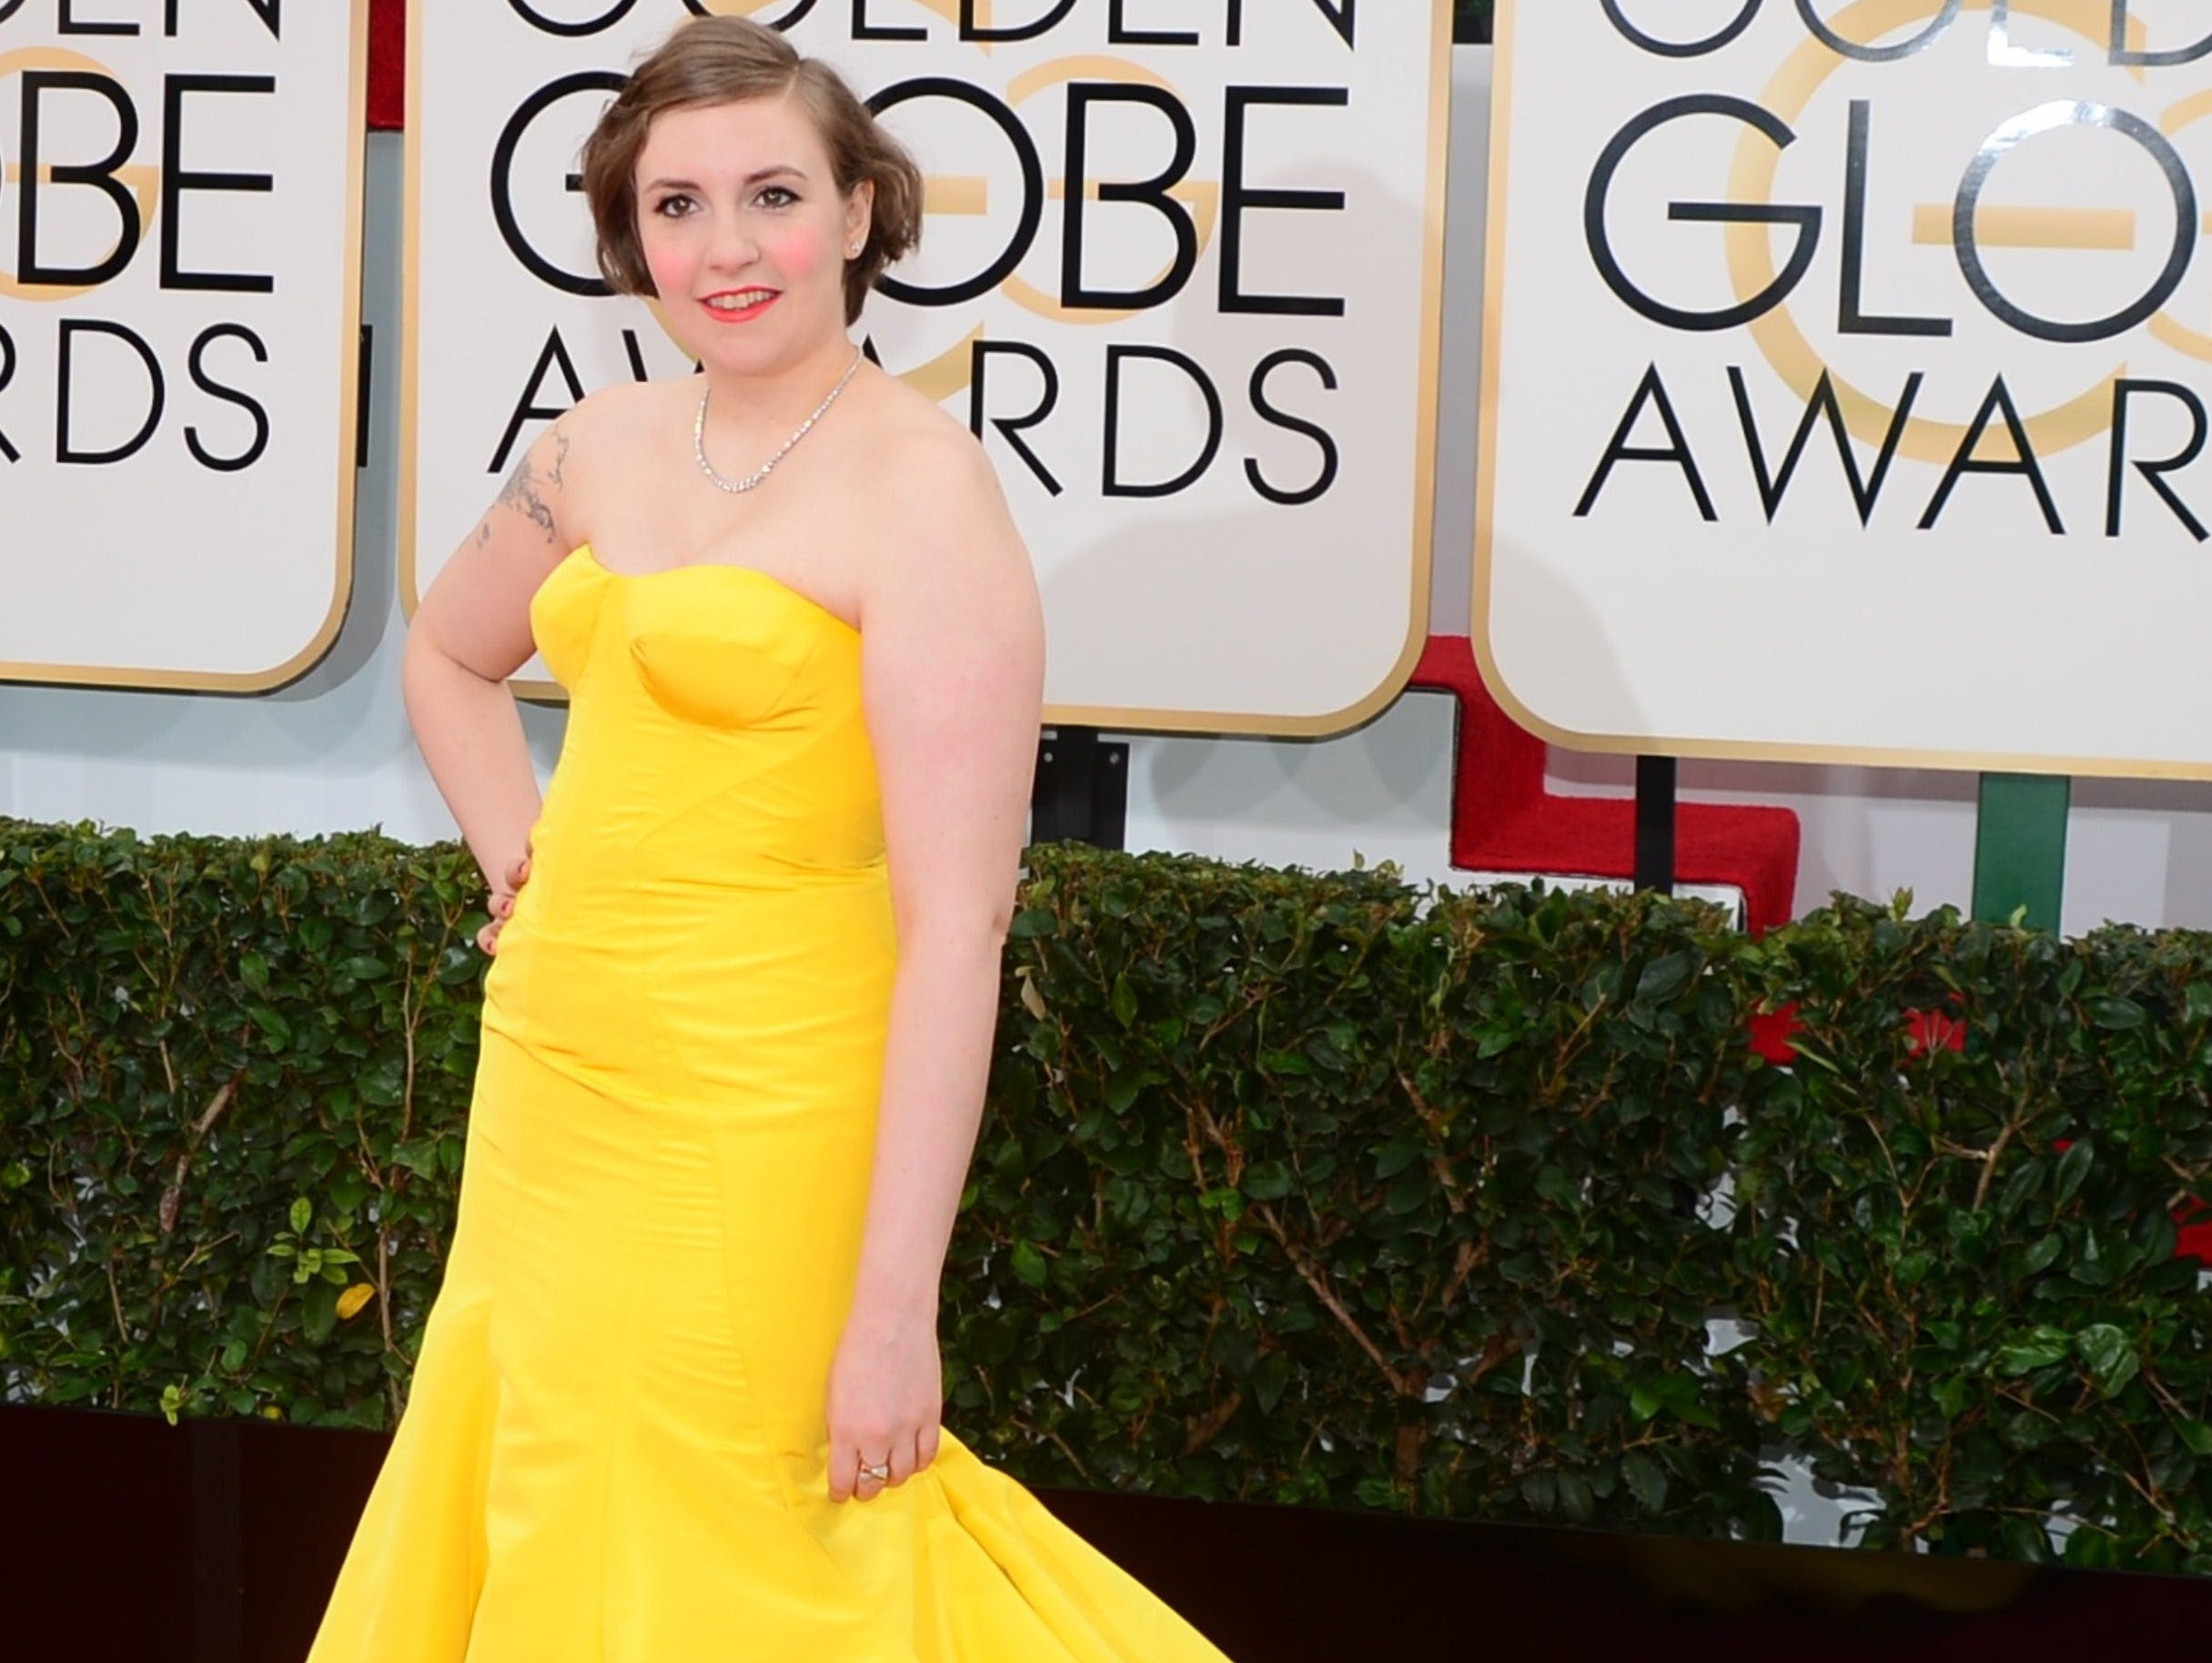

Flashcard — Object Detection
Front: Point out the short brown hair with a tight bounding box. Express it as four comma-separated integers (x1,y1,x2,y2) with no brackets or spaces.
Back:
580,17,924,326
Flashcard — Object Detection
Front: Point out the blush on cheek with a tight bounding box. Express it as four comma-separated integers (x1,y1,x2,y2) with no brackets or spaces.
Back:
763,221,833,282
642,244,691,302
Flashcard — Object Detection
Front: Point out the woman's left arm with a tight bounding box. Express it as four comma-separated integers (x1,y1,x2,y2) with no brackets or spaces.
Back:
825,426,1045,1504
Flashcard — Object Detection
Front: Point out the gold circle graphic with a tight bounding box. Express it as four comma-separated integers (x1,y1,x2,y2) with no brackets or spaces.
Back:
1723,0,2182,462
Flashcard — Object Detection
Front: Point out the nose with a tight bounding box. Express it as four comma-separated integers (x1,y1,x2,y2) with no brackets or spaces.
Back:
705,208,759,274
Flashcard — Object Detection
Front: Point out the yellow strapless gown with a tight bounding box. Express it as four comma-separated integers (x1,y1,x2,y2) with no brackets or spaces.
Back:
308,544,1232,1662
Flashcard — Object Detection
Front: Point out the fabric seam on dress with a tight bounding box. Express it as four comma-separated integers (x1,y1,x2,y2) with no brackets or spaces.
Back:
596,964,649,1658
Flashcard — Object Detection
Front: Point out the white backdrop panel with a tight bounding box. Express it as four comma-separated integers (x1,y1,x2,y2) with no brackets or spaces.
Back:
0,0,367,689
1480,0,2212,777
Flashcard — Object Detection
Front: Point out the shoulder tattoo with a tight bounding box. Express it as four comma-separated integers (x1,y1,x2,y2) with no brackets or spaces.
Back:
495,428,565,543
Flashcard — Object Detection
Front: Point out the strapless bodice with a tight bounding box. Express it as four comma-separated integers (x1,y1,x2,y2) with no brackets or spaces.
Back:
523,541,884,874
481,543,894,1100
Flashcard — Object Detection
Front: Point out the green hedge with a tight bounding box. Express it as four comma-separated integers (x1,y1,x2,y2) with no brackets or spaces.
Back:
1734,906,2212,1568
2,820,2208,1572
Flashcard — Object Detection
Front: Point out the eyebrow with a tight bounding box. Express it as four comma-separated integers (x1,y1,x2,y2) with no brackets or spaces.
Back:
641,166,809,193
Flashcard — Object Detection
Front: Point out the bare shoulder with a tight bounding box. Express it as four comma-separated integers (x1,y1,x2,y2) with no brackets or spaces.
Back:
859,380,1015,549
556,377,680,464
853,383,1043,739
525,378,692,531
851,383,1040,664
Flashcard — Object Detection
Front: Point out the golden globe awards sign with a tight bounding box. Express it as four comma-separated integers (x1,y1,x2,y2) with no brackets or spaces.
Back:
406,0,1448,734
0,1,368,690
1480,0,2212,777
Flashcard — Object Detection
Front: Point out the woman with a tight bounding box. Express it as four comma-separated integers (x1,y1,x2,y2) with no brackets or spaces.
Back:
308,16,1233,1662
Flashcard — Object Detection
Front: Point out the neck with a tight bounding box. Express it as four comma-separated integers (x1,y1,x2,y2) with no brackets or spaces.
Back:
698,332,863,440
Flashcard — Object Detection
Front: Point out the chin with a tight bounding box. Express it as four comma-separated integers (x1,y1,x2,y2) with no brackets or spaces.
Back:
699,338,793,376
710,326,834,372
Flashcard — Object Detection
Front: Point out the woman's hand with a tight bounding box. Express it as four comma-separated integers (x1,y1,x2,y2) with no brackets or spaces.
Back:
476,842,532,956
823,1297,943,1503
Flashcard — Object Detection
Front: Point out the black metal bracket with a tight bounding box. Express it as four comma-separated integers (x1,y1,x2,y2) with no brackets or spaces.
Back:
355,324,374,470
1634,755,1677,897
1032,727,1129,851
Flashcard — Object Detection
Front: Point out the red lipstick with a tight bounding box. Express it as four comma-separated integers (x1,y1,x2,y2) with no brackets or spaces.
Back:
699,287,780,325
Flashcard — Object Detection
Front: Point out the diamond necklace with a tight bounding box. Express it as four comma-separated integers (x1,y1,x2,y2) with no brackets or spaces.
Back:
692,347,865,495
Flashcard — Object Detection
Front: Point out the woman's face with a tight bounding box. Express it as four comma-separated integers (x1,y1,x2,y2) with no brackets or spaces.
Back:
631,93,870,369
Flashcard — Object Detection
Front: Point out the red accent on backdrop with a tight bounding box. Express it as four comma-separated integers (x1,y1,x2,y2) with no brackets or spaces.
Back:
1747,1009,1799,1066
1905,1001,1968,1057
369,0,403,131
1407,635,1802,935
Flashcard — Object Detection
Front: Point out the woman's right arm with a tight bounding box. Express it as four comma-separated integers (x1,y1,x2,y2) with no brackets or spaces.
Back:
401,418,579,895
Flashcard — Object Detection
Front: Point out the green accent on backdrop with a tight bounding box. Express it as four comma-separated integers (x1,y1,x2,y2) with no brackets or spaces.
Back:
1455,0,1494,44
1973,773,2071,932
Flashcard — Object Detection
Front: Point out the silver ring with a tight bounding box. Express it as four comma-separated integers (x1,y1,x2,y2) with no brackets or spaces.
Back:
858,1460,891,1483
